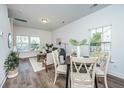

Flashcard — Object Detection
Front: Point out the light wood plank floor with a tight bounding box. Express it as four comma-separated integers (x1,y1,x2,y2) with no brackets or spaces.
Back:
3,58,124,88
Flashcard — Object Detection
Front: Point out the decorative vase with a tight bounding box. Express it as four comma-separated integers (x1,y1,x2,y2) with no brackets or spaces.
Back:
77,46,80,57
7,68,18,78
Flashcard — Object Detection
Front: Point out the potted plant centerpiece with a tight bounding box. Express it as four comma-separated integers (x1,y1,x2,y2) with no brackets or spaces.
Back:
4,51,19,78
69,39,87,57
45,43,53,53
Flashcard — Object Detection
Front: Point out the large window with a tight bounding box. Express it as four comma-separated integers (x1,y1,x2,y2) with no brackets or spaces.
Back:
16,36,29,52
30,37,40,51
16,36,40,52
90,25,112,53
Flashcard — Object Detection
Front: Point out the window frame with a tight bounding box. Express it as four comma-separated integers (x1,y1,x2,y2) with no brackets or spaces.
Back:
16,35,30,52
16,35,41,52
30,36,41,51
89,25,112,53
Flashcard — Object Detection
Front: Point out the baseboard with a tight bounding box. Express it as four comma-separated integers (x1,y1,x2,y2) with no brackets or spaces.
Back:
0,75,7,88
108,71,124,80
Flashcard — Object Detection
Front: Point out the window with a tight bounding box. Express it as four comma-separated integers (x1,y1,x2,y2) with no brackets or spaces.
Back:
30,37,40,51
90,25,112,53
101,26,112,51
16,36,29,52
16,36,41,52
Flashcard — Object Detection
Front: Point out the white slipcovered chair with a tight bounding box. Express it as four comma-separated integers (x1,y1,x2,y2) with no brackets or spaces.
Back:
52,50,67,84
95,52,111,88
46,53,53,65
70,56,98,88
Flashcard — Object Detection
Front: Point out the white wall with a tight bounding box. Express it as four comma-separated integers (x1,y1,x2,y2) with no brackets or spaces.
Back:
0,5,11,87
53,5,124,79
13,25,52,47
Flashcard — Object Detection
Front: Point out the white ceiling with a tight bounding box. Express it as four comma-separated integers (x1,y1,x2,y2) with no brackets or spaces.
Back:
7,4,109,31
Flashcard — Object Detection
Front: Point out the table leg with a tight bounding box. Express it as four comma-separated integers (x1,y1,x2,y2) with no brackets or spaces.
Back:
66,64,70,88
95,75,98,88
44,59,48,72
45,64,48,72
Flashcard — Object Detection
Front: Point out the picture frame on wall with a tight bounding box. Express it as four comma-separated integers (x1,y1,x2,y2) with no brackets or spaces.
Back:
8,33,13,49
56,38,62,45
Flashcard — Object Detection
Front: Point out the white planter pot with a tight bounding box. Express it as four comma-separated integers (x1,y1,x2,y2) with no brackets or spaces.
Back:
77,46,80,57
7,68,18,78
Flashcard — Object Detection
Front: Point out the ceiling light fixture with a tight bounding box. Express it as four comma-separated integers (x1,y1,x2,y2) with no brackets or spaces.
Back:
41,17,48,24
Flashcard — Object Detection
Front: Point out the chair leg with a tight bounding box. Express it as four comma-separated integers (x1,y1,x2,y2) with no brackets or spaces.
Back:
69,76,71,88
95,77,98,88
104,76,108,88
54,73,57,84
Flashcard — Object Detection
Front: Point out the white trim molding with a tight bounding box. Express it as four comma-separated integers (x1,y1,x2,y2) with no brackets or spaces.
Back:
0,74,7,88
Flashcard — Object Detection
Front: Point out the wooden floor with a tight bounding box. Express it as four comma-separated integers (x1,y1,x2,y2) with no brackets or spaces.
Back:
3,58,124,88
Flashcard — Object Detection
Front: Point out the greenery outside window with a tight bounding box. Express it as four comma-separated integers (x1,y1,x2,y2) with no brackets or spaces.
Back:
30,37,40,51
16,36,40,52
90,25,112,54
16,36,29,52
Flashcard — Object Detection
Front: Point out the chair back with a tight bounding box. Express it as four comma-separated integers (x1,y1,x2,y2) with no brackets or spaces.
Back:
52,50,60,71
70,56,98,87
98,52,111,75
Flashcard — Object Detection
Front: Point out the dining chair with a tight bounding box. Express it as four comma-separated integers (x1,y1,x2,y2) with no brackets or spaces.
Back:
95,52,111,88
52,50,67,84
70,56,98,88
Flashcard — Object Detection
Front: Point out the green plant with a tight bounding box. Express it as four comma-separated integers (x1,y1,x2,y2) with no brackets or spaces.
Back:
90,32,101,46
31,43,39,50
46,43,53,48
4,51,19,71
31,40,40,51
45,43,53,52
69,39,87,46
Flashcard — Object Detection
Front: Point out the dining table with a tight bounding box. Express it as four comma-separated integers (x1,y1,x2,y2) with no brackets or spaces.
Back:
65,56,98,88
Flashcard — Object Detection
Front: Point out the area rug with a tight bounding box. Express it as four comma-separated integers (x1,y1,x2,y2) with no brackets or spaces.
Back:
29,57,45,72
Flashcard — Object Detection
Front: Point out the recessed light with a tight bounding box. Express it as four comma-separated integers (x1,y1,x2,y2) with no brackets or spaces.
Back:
40,17,48,24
